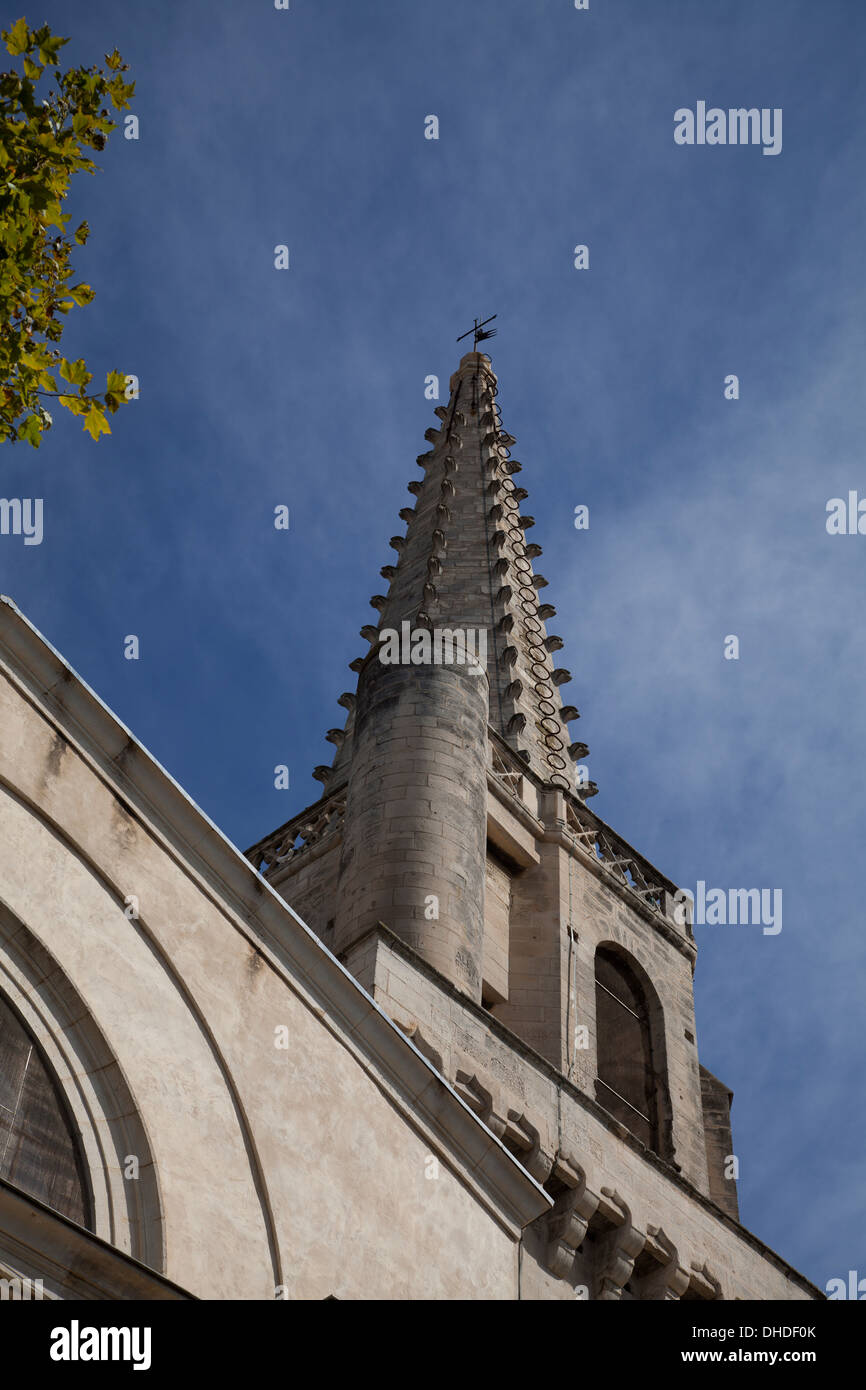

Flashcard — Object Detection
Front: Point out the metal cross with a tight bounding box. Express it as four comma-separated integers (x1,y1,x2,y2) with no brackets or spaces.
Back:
456,314,497,350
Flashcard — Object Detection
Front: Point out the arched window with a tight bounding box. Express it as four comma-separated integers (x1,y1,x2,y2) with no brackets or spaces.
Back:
0,992,91,1227
594,947,663,1154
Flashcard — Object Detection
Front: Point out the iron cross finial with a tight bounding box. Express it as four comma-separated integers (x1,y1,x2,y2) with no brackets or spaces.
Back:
456,314,497,351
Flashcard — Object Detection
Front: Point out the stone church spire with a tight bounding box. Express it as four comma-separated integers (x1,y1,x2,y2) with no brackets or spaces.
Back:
316,349,596,801
236,350,821,1305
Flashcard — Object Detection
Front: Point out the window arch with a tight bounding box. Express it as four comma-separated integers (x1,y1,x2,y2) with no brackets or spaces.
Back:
594,946,670,1157
0,991,91,1228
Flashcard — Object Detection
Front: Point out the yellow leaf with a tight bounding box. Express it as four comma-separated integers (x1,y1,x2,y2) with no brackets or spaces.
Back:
6,18,29,57
83,404,111,440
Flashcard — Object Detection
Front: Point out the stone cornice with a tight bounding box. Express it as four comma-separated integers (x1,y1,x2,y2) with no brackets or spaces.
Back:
0,1179,192,1300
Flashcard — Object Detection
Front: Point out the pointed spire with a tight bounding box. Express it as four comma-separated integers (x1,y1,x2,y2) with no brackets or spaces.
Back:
312,349,594,798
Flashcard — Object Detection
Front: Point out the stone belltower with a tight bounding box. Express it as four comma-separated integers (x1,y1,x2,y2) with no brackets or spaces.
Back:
246,350,818,1302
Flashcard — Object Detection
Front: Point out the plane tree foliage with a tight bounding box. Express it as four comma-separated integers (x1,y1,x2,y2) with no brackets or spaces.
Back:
0,16,134,445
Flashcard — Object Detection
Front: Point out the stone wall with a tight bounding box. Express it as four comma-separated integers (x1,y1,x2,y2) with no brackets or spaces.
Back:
0,607,548,1300
346,926,818,1301
700,1066,739,1220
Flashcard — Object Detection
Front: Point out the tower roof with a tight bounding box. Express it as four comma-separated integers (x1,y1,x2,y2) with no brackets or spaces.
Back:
317,349,595,798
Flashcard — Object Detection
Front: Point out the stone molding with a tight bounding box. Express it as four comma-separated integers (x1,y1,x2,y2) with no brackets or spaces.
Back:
0,1179,190,1301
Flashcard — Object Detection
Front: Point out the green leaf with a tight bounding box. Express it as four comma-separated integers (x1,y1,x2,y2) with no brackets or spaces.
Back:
18,411,41,447
59,356,90,387
67,282,95,307
5,19,30,58
83,402,110,439
22,56,42,79
73,219,89,245
105,369,126,395
107,76,135,110
105,48,124,71
41,200,66,229
37,34,68,66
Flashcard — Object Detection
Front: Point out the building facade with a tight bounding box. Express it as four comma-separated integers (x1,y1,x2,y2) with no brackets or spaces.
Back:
0,351,819,1300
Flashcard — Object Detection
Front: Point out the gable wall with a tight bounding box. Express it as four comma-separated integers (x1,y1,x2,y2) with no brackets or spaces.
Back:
0,652,535,1300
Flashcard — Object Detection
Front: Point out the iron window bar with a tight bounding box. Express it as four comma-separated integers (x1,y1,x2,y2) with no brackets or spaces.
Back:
595,976,645,1024
595,1077,652,1127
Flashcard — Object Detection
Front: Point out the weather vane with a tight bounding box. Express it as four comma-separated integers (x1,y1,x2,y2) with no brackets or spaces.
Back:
457,314,497,350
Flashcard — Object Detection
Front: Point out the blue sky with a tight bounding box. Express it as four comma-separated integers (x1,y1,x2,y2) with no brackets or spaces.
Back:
2,0,864,1292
